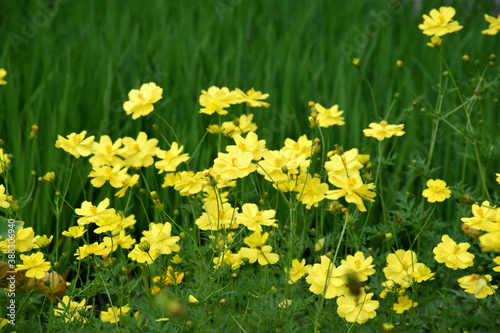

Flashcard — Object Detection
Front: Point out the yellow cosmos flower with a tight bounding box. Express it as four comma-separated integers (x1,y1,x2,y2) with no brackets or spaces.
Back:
392,295,418,314
238,231,279,266
340,251,376,282
115,173,140,198
33,234,53,248
0,184,9,208
89,164,129,188
418,7,463,37
422,179,451,203
295,176,329,209
123,82,163,119
89,135,123,167
55,130,95,158
306,255,347,299
2,226,36,253
433,234,474,270
128,242,158,264
16,252,51,279
313,103,345,128
461,201,496,231
363,121,405,141
75,198,114,226
142,222,180,256
155,142,190,173
336,288,379,324
54,296,92,323
457,274,497,299
325,173,376,212
172,170,207,196
119,131,159,168
0,68,7,84
285,259,312,284
75,242,107,260
235,87,270,108
195,201,238,231
383,249,423,288
62,226,86,238
236,203,277,232
221,113,258,138
324,148,364,179
100,304,130,323
225,132,267,161
482,14,500,35
213,147,256,181
199,86,238,115
103,230,136,252
281,134,313,160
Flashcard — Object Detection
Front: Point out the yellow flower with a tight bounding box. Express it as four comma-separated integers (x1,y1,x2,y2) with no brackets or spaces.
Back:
55,131,95,158
433,234,474,270
238,231,279,266
213,147,256,180
225,132,267,161
418,7,463,37
33,234,53,248
54,296,92,323
235,87,270,107
325,173,376,212
324,148,364,179
89,164,129,188
7,226,36,253
199,86,238,115
0,68,7,84
89,135,123,167
16,252,51,279
236,203,277,232
285,259,312,284
493,257,500,272
363,121,405,141
221,113,258,138
257,150,307,184
115,173,140,198
295,176,329,209
94,212,123,234
482,14,500,35
392,295,417,314
188,295,199,303
172,171,207,196
142,222,180,256
313,103,345,128
383,249,422,288
306,255,347,299
422,179,451,203
75,242,107,260
100,304,130,323
0,184,9,208
0,148,10,174
75,198,114,226
153,266,184,289
123,82,163,119
128,243,158,264
195,201,238,231
281,134,313,159
457,274,497,299
155,142,190,173
412,265,435,283
461,201,496,231
119,132,159,168
340,251,376,282
43,171,56,182
496,173,500,184
103,230,136,252
62,226,86,238
171,254,183,265
336,288,379,324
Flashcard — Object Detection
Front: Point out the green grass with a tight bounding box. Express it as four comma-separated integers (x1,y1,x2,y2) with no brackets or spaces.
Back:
1,1,500,332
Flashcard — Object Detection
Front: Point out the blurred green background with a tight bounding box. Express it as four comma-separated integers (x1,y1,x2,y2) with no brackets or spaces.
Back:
0,0,499,234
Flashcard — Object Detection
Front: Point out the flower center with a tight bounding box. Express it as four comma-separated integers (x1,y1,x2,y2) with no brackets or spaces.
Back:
90,205,97,214
274,158,282,165
231,157,237,166
238,142,246,150
438,15,446,24
256,211,262,217
138,92,143,100
476,208,483,216
133,144,140,150
105,145,112,152
218,210,225,218
453,245,461,252
354,259,361,267
401,260,408,269
187,171,195,177
347,177,357,186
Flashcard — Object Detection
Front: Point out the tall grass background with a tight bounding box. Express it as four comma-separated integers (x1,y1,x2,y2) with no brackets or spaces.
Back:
1,0,499,278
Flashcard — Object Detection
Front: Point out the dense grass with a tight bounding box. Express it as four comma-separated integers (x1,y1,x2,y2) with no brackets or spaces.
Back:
1,1,500,331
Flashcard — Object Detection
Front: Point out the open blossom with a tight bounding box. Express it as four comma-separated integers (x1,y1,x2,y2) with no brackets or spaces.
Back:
336,288,379,324
199,86,238,115
225,132,266,161
313,103,345,128
433,235,474,270
221,113,258,137
295,176,329,209
483,14,500,35
55,130,94,158
285,259,312,284
62,226,86,238
383,249,423,288
213,147,256,180
142,222,180,256
392,295,418,314
123,82,163,119
236,203,277,232
195,201,238,231
75,198,114,225
306,255,347,299
115,173,140,198
238,231,279,266
172,170,207,196
89,135,123,167
325,148,364,179
0,226,35,253
325,173,376,212
418,7,463,37
100,304,130,323
422,179,451,203
461,201,496,231
363,121,405,141
235,87,270,107
281,134,313,159
155,142,189,173
119,132,158,168
75,242,107,260
457,274,497,299
340,251,376,282
54,296,92,323
89,165,129,188
16,252,51,279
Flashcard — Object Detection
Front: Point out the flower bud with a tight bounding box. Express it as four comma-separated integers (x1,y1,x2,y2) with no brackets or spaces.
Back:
352,58,360,67
396,60,403,68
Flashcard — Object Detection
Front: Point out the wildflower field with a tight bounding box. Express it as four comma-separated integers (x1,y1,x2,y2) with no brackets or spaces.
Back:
1,1,500,332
